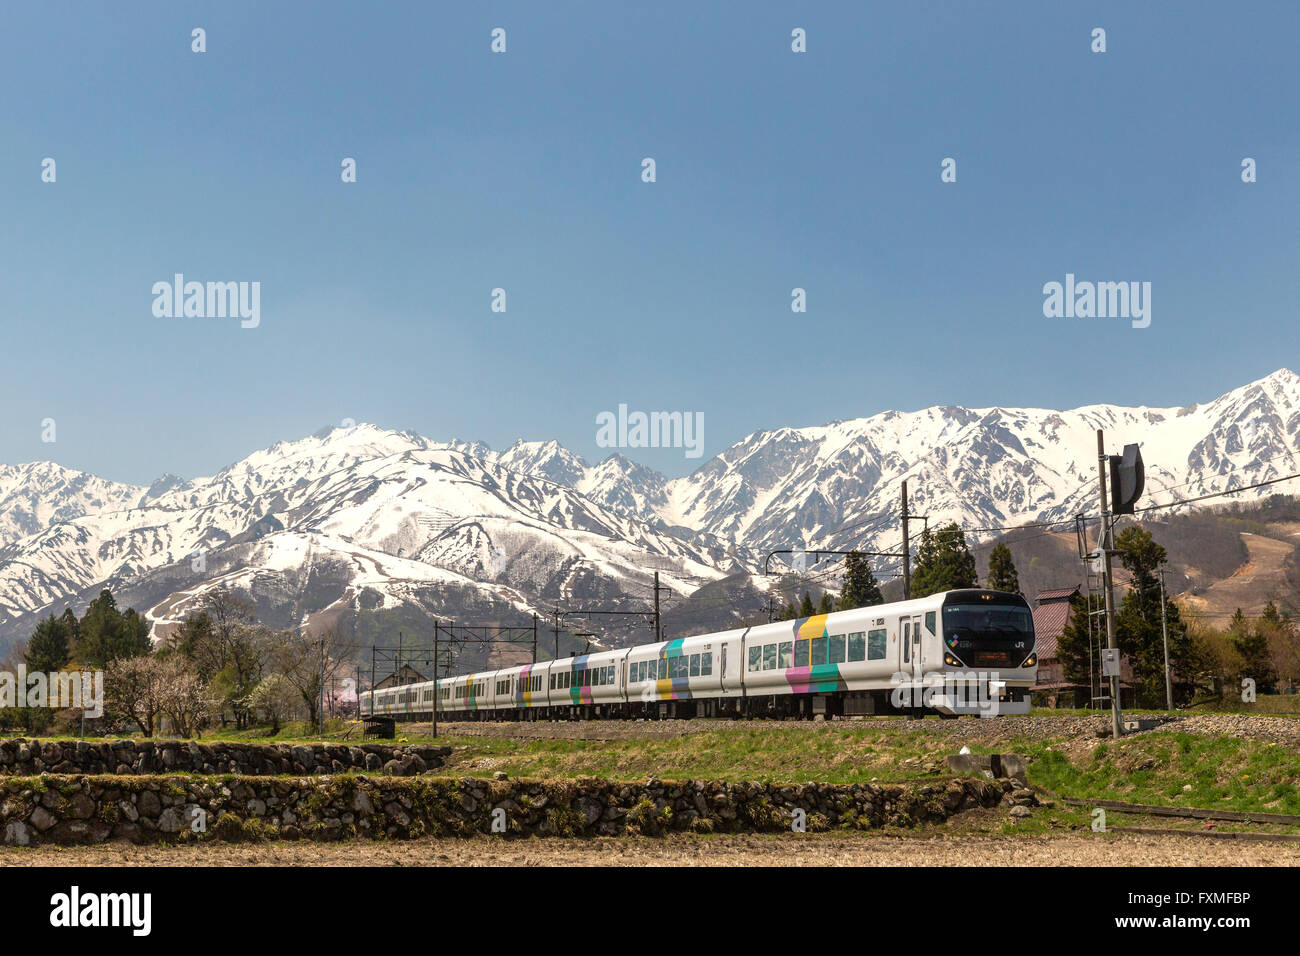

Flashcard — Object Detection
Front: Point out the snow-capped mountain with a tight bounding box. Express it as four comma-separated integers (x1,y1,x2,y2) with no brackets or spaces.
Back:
0,426,742,650
2,367,1298,651
0,463,143,548
655,367,1300,560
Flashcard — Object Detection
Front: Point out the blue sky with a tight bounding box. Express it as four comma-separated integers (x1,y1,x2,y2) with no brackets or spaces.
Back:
2,1,1297,484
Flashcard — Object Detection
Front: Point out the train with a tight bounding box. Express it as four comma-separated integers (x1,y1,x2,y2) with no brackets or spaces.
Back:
358,589,1037,721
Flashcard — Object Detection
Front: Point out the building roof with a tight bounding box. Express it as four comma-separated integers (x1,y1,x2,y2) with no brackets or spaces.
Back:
1032,586,1080,660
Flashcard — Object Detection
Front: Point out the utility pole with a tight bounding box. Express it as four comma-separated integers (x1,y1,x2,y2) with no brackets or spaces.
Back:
318,638,325,737
653,571,662,642
531,613,538,664
432,621,439,738
553,608,561,660
1097,429,1123,740
1159,569,1172,711
901,480,911,600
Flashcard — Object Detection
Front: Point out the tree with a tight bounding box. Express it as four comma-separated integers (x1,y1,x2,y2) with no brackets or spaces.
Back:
1230,607,1275,694
799,592,815,617
986,543,1021,595
104,656,166,736
839,551,883,610
817,592,834,615
25,613,74,672
74,589,151,667
157,656,211,739
1054,591,1102,691
264,629,348,728
249,674,300,734
1113,526,1199,707
910,523,978,597
166,592,268,728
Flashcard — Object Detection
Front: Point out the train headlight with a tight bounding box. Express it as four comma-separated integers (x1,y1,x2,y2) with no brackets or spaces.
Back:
1020,653,1037,668
944,652,965,667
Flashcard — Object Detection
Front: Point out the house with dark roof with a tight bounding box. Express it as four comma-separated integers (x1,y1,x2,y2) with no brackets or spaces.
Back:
1032,586,1135,708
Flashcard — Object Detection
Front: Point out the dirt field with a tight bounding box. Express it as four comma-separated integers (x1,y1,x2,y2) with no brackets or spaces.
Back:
2,831,1295,867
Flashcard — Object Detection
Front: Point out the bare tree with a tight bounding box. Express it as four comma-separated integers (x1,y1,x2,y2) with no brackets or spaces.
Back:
105,657,166,736
265,628,349,727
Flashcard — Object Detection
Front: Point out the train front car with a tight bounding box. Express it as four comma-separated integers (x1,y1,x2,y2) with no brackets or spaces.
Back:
933,589,1036,716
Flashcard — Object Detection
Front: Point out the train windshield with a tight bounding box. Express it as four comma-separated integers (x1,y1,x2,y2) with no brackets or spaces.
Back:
942,604,1034,641
942,603,1034,668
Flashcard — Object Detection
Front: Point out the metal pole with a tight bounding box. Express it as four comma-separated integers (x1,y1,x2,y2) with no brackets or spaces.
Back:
553,609,560,660
532,613,538,663
1159,570,1172,711
432,621,439,738
901,480,911,600
1097,429,1123,739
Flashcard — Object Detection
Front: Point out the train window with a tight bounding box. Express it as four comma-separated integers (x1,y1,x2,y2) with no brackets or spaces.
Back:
608,665,615,683
748,647,761,672
762,644,777,670
829,635,846,664
794,640,809,667
902,622,911,663
810,637,828,666
701,652,712,676
848,632,866,662
550,674,555,690
677,657,689,679
925,611,936,635
778,641,793,668
689,654,700,677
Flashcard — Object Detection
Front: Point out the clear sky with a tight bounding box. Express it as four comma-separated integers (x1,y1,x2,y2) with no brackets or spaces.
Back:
2,1,1297,485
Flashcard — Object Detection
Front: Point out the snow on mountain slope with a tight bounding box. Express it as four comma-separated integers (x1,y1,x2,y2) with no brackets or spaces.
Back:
0,424,732,644
2,369,1298,647
658,368,1300,558
0,463,143,547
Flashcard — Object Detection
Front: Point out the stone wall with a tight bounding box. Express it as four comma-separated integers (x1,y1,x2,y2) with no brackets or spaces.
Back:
0,773,1020,846
0,739,449,777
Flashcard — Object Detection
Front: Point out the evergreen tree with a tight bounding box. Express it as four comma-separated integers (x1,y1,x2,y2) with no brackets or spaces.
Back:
818,592,834,615
1231,606,1275,693
799,592,815,617
839,550,883,609
25,613,74,672
74,589,152,667
1054,591,1102,690
910,523,978,597
1113,526,1199,707
986,543,1021,595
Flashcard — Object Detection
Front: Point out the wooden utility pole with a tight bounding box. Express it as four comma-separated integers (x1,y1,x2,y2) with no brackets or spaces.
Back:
654,571,662,642
1097,429,1123,740
901,480,911,600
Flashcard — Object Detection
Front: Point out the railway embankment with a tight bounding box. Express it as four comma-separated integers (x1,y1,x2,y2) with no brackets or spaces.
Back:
0,773,1019,847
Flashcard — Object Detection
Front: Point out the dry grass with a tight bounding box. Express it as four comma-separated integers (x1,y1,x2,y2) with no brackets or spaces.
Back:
2,830,1296,867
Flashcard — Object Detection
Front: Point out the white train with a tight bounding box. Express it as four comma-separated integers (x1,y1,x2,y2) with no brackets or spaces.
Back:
359,589,1037,721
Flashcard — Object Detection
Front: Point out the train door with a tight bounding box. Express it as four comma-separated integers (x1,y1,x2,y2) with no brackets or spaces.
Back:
909,616,924,681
